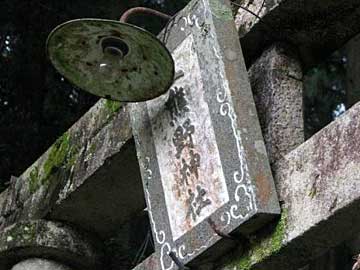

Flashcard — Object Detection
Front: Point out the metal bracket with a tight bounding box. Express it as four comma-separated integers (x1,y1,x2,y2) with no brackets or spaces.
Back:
120,7,171,23
169,252,190,270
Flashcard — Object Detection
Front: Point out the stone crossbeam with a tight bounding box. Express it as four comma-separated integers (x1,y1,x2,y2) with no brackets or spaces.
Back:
218,101,360,270
234,0,360,68
0,100,144,239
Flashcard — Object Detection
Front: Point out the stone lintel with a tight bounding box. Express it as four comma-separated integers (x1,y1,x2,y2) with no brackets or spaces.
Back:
217,101,360,270
0,100,144,238
0,220,101,270
234,0,360,68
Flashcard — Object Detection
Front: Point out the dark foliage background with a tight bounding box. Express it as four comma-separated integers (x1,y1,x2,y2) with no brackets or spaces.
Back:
304,50,348,137
0,0,189,190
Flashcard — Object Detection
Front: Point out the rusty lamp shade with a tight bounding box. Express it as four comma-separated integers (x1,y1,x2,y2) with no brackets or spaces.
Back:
46,18,175,102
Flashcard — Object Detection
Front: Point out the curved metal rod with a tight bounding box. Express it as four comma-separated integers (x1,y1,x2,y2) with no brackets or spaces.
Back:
120,7,171,23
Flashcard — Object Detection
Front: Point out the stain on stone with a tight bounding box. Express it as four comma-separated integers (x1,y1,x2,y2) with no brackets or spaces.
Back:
311,112,360,181
209,0,233,20
255,173,271,207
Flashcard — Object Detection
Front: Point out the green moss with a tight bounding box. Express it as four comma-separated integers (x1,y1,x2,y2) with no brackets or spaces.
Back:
19,223,37,242
24,100,120,196
43,132,71,180
89,141,97,154
67,146,79,168
6,222,37,244
209,0,233,20
27,131,79,194
85,100,124,140
29,166,40,194
229,209,288,270
104,100,122,115
308,187,317,198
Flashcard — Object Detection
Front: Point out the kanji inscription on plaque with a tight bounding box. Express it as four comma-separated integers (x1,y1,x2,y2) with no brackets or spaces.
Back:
130,0,280,268
148,34,229,241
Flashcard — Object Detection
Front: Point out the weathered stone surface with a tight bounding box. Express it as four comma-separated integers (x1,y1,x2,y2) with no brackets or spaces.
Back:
132,254,161,270
249,43,304,165
233,0,360,68
0,220,101,270
0,99,144,238
216,101,360,270
12,258,72,270
131,0,279,268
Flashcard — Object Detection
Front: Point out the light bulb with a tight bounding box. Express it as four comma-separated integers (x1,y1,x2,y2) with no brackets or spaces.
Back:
98,36,130,75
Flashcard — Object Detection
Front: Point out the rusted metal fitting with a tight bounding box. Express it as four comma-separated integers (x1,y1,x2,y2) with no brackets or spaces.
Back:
169,251,190,270
120,7,171,23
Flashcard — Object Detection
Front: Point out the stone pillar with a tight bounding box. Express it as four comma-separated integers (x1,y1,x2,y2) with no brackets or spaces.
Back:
12,258,72,270
248,43,304,165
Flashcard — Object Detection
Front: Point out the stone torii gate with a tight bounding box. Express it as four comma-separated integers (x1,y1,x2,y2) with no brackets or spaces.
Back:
0,0,360,269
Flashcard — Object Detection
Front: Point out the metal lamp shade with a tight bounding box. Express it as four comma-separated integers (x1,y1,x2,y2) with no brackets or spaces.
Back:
47,18,175,102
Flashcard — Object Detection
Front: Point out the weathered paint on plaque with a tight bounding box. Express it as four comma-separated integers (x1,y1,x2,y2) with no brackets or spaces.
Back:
130,0,280,268
148,34,229,241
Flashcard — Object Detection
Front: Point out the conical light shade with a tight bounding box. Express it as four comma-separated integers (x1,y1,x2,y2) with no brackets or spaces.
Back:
47,18,175,102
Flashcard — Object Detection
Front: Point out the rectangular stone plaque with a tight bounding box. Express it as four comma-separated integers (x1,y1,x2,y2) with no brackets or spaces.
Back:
130,0,280,268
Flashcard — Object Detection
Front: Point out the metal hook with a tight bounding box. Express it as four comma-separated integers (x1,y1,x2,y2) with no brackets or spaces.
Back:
120,7,172,23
